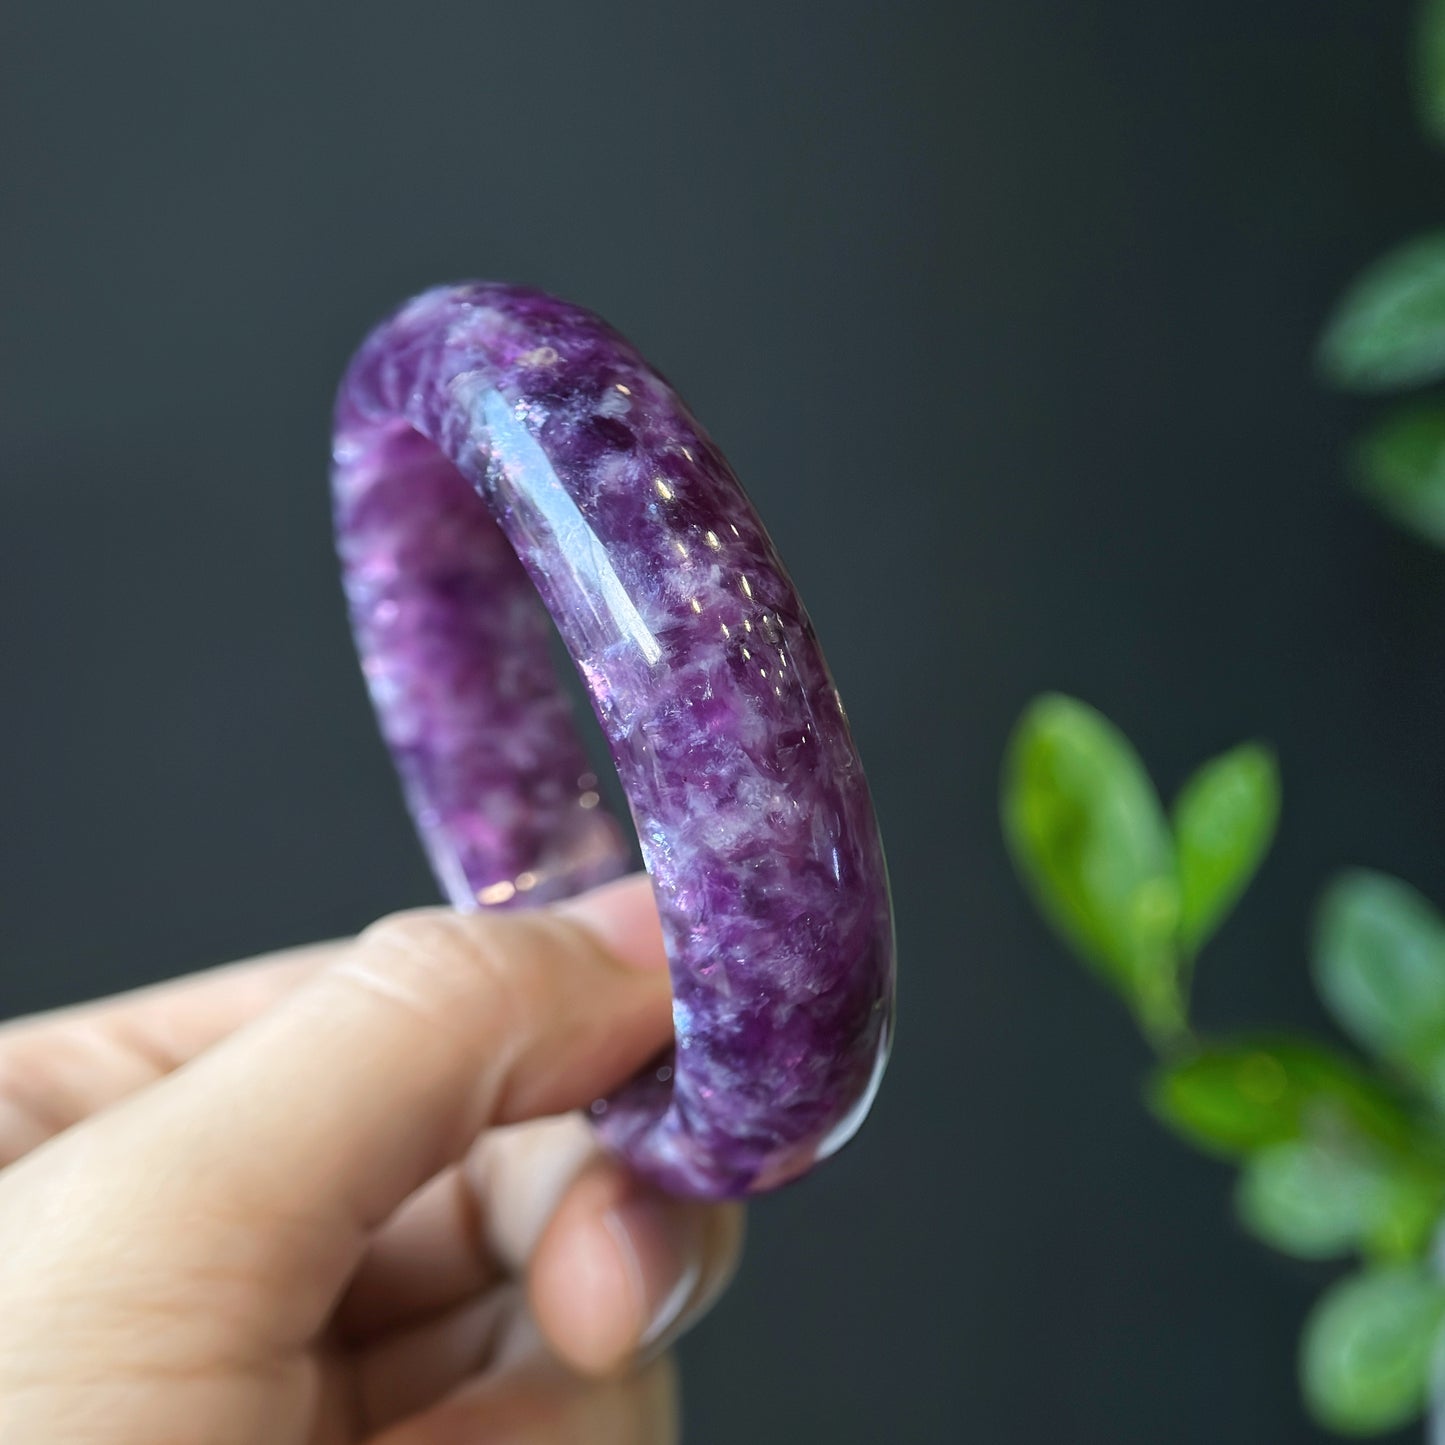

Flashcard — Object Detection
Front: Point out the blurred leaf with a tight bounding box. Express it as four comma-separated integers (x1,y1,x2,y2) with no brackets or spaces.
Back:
1301,1265,1445,1435
1366,1167,1445,1262
1319,233,1445,392
1417,0,1445,147
1172,743,1279,956
1002,695,1182,1038
1236,1141,1441,1262
1353,402,1445,548
1237,1141,1391,1260
1315,871,1445,1106
1150,1038,1414,1160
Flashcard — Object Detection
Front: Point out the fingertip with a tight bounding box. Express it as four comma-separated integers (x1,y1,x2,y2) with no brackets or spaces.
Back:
528,1161,638,1375
528,1159,720,1378
604,1188,705,1358
553,873,669,974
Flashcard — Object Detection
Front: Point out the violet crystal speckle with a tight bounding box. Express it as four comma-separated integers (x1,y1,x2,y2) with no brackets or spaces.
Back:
332,283,894,1198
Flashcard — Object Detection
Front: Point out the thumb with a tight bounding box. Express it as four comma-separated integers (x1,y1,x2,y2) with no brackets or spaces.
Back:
48,877,672,1330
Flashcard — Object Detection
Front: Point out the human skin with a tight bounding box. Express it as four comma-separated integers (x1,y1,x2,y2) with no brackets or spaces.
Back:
0,875,743,1444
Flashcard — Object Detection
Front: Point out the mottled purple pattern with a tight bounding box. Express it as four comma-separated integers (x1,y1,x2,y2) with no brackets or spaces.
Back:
332,283,894,1198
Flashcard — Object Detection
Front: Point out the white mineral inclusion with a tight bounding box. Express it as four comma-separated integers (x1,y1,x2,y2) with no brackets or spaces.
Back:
467,380,663,667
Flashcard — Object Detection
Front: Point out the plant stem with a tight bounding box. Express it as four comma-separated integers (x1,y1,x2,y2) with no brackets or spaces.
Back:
1431,1227,1445,1444
1133,954,1196,1057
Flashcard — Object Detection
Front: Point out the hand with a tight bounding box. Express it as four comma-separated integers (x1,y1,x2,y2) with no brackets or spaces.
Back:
0,875,743,1444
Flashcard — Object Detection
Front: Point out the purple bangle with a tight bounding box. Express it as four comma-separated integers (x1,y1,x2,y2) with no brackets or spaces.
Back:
331,283,894,1198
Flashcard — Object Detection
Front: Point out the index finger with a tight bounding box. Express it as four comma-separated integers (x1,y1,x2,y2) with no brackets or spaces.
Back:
81,875,673,1331
0,940,346,1164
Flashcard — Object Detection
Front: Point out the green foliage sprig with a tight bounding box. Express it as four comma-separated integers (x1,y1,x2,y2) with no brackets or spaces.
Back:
1318,0,1445,547
1003,695,1445,1436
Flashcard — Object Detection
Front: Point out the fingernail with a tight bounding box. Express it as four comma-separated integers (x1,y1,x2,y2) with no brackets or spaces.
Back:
603,1189,706,1352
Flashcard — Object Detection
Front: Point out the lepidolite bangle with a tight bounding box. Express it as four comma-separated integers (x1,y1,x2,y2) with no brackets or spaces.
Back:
331,283,895,1198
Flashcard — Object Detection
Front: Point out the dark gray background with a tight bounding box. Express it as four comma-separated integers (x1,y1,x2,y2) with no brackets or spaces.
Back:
3,2,1441,1440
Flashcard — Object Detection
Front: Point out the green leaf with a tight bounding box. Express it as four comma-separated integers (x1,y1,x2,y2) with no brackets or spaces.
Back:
1002,695,1182,1038
1149,1038,1414,1160
1319,233,1445,392
1353,401,1445,548
1172,743,1279,956
1416,0,1445,148
1366,1167,1445,1262
1301,1265,1445,1435
1237,1141,1391,1260
1236,1141,1441,1262
1315,871,1445,1106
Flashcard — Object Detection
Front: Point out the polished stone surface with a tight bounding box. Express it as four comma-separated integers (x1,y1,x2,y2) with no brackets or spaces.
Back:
333,283,894,1197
